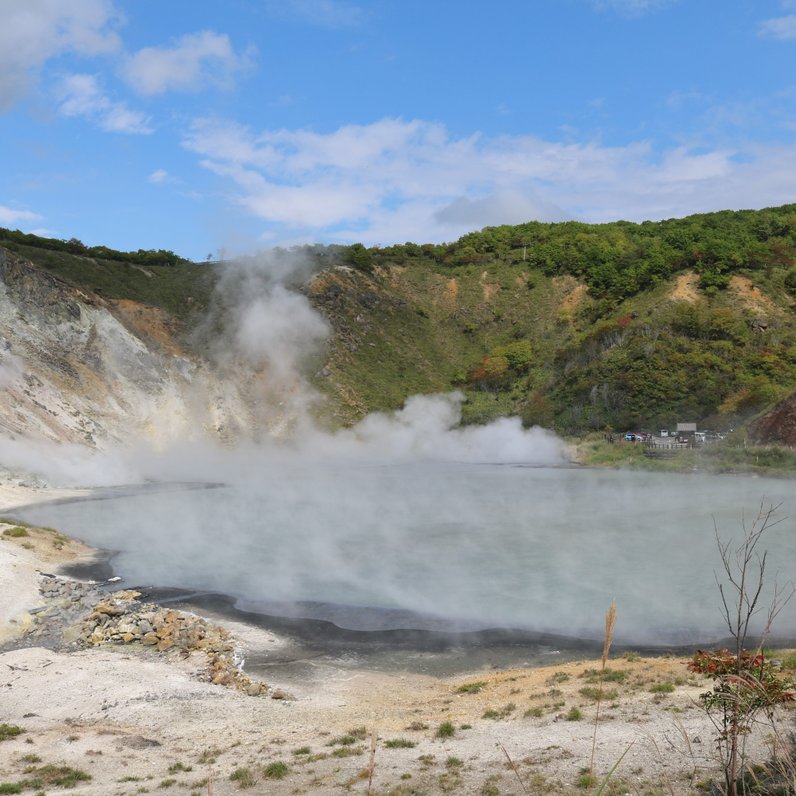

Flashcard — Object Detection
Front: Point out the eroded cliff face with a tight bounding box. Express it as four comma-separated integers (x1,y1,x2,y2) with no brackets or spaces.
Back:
0,248,258,451
751,392,796,447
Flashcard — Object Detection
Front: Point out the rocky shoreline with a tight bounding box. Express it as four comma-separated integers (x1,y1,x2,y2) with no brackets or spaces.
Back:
20,573,281,698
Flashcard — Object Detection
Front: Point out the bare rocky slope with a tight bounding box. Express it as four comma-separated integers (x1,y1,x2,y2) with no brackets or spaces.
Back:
751,390,796,446
0,247,257,452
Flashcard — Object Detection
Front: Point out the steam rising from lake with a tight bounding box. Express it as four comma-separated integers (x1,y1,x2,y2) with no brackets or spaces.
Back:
5,250,796,646
15,463,796,645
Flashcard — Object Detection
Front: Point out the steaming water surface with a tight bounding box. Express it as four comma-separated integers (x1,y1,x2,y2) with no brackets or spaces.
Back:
15,464,796,645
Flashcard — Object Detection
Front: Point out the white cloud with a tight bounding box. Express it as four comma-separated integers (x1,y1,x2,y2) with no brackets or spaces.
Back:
0,0,121,110
268,0,365,28
434,193,568,228
148,169,170,184
592,0,678,14
759,14,796,39
0,205,43,227
121,30,252,96
181,115,796,246
57,73,152,134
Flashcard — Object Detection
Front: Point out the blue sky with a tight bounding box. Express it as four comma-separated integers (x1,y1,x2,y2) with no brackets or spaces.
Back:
1,0,796,261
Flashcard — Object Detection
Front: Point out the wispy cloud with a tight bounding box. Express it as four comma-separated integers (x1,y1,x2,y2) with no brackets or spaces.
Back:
121,30,254,96
759,0,796,38
268,0,366,29
0,0,122,111
148,169,170,184
759,14,796,39
0,205,43,227
57,73,152,134
181,116,796,246
591,0,679,15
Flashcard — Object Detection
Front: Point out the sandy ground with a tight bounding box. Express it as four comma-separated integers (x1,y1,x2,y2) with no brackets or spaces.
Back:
0,484,790,796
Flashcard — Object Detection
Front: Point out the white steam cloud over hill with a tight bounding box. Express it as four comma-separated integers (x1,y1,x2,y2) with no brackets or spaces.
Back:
0,250,565,488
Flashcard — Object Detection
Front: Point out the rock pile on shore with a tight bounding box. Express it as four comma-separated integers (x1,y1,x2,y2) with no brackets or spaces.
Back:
28,574,273,697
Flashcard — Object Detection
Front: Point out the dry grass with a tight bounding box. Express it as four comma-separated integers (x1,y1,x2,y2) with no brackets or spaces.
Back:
589,601,617,777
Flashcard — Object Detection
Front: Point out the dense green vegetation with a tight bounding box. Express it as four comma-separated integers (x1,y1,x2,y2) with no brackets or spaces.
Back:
0,228,215,322
0,227,189,266
370,203,796,305
325,204,796,436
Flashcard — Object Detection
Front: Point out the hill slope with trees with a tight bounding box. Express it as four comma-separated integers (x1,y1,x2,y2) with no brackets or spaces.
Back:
2,204,796,453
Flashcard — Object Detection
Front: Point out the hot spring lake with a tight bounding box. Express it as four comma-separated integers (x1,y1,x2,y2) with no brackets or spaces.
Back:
13,463,796,648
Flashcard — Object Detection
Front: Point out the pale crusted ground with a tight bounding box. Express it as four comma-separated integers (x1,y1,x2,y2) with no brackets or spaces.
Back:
0,484,788,796
0,484,92,645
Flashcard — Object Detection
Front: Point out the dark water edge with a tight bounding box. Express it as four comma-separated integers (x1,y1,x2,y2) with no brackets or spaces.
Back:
57,553,773,680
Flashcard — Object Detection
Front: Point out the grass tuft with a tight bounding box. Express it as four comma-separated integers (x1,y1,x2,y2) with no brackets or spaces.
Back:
0,726,24,742
435,721,456,738
229,767,256,789
384,738,416,749
455,681,487,694
18,765,91,789
262,761,289,780
482,703,516,720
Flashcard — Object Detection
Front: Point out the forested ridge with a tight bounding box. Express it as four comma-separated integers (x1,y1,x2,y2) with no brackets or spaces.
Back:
3,203,796,442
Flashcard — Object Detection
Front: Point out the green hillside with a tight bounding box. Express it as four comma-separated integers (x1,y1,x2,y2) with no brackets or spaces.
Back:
0,228,216,323
3,204,796,444
313,205,796,436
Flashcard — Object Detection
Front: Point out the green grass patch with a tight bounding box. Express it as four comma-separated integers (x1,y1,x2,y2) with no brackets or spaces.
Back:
4,239,216,323
262,761,289,780
581,667,627,683
650,683,675,694
331,746,363,758
2,527,29,538
167,762,191,774
326,734,357,747
524,706,544,718
18,765,91,789
0,726,24,742
623,651,641,662
578,686,619,701
384,738,416,749
455,680,487,694
435,721,455,738
481,702,516,720
229,768,256,789
196,748,221,764
775,651,796,671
